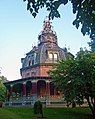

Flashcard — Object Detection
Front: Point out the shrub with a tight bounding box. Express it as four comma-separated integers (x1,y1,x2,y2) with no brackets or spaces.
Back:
33,100,43,118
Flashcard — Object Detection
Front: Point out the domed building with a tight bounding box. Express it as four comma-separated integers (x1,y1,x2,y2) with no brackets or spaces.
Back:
4,18,73,106
20,18,67,78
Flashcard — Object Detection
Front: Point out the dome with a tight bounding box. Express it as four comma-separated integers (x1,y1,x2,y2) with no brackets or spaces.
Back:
20,18,71,78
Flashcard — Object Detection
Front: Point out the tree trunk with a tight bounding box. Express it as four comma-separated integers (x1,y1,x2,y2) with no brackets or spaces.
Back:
0,102,3,108
72,101,76,108
92,110,95,119
41,109,43,118
92,99,95,119
86,97,95,119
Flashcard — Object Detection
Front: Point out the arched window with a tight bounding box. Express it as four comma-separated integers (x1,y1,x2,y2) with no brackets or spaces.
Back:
49,53,53,59
54,53,58,61
29,60,32,66
34,53,36,64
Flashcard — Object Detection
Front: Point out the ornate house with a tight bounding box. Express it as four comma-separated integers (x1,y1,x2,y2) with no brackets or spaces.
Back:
4,18,73,106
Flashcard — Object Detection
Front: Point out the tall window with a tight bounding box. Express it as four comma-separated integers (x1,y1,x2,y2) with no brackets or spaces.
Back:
32,60,34,65
29,60,32,66
54,53,58,61
49,53,53,60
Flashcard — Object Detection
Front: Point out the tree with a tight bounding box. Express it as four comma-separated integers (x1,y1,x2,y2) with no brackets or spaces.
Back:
0,78,6,107
88,37,95,52
23,0,95,38
50,50,95,118
0,76,8,83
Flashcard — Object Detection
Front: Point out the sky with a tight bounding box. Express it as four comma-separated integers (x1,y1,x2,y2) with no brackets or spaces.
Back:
0,0,90,81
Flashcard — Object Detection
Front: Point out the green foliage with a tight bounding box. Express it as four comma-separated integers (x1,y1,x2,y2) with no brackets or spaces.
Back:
71,0,95,38
33,100,43,118
0,76,8,83
88,37,95,52
50,50,95,117
0,80,6,102
23,0,95,38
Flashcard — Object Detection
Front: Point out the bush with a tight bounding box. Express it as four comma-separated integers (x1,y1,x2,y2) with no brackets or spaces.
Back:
33,100,43,118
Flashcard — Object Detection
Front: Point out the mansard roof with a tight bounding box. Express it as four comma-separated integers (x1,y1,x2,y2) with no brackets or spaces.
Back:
20,18,72,70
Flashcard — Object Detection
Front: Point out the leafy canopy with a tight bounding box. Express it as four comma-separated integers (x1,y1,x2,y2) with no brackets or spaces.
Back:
50,50,95,117
23,0,95,38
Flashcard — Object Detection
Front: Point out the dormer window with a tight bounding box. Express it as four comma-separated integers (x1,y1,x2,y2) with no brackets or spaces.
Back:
54,53,58,60
29,60,32,66
32,60,34,65
49,53,53,60
54,53,58,62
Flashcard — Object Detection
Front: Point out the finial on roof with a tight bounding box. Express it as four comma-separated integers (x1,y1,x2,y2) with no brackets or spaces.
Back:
38,17,57,45
44,16,49,22
43,16,52,32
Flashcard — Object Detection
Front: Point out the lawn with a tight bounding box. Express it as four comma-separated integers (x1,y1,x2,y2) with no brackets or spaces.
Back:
0,107,92,119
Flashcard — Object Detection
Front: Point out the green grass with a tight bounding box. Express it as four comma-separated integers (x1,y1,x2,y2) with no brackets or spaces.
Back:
0,107,92,119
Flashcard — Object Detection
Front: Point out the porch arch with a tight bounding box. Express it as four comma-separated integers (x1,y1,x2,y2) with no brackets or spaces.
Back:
37,80,46,97
12,83,23,97
26,81,32,96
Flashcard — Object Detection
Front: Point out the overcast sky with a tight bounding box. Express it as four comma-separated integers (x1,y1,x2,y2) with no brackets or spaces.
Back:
0,0,90,81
